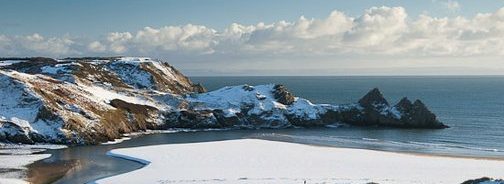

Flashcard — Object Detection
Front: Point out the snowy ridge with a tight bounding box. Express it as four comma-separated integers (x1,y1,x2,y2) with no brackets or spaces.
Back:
0,57,445,145
187,84,327,122
0,57,204,144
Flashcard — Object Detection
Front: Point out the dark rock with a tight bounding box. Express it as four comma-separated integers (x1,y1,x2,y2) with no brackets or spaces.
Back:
7,133,34,144
0,121,34,144
109,99,158,115
35,106,60,122
395,97,413,112
461,177,504,184
354,88,394,126
29,132,48,143
212,109,240,127
4,57,58,74
348,88,448,129
164,109,220,129
358,88,389,108
109,99,160,131
242,85,254,91
273,84,295,105
394,99,448,128
192,83,207,93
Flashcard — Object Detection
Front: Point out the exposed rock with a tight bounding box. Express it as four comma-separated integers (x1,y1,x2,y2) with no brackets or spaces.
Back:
192,83,207,93
395,97,413,112
0,121,34,144
461,177,504,184
345,88,448,128
358,88,389,108
0,56,448,145
109,99,160,130
273,84,295,105
395,99,448,128
2,57,58,74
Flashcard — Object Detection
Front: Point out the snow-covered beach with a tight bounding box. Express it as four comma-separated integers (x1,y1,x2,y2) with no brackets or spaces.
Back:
96,139,504,184
0,144,68,184
0,153,51,184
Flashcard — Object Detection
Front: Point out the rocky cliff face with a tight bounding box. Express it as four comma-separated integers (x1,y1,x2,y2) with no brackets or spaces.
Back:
0,57,205,144
0,57,447,145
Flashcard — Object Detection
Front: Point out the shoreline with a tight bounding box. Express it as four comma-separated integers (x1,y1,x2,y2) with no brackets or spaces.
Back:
95,138,504,184
5,129,504,183
300,141,504,161
0,153,51,184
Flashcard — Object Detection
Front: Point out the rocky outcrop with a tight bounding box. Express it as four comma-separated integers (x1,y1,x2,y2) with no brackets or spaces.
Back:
0,57,447,145
358,88,389,107
273,84,295,105
350,89,448,128
462,177,504,184
0,57,205,144
160,85,447,130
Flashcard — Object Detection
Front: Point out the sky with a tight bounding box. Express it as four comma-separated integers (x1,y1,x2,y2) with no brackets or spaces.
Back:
1,0,504,76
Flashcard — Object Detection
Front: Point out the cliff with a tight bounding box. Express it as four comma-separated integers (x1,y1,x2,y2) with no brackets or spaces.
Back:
0,57,447,144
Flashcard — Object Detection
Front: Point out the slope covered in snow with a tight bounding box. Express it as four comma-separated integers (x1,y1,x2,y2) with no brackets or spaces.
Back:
0,57,446,145
0,57,205,144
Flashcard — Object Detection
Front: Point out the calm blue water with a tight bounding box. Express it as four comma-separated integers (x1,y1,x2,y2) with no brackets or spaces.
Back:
46,76,504,183
191,76,504,158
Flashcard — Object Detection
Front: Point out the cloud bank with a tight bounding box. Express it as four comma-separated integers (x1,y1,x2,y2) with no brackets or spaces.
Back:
1,5,504,75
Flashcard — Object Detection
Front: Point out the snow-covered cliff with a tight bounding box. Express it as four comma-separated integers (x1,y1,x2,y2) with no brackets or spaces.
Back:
0,57,447,145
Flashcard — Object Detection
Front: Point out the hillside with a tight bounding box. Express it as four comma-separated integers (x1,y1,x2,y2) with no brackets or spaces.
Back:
0,57,447,144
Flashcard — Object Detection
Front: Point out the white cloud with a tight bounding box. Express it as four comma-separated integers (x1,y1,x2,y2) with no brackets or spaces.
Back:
0,35,11,49
344,6,407,47
443,0,461,12
88,41,106,52
133,25,217,53
18,34,76,56
106,32,132,53
3,6,504,61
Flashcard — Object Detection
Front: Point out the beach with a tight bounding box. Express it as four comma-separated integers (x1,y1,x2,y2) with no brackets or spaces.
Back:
0,153,51,184
95,139,504,184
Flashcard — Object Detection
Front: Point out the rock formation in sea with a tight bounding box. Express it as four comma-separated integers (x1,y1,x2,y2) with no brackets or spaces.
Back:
461,177,504,184
0,57,448,145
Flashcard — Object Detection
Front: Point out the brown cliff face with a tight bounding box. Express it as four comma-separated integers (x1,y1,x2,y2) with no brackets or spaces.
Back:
273,84,295,105
0,57,205,144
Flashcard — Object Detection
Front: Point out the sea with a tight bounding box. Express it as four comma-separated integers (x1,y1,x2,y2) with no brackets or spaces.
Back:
36,76,504,184
191,76,504,158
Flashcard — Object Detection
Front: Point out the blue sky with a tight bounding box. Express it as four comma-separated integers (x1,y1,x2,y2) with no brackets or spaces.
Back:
1,0,502,37
1,0,504,75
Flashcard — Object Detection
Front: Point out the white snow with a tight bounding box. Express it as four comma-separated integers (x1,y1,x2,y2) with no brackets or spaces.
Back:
117,57,152,63
0,153,51,184
101,137,132,145
96,139,504,184
0,154,51,169
187,84,282,116
0,60,26,67
0,72,65,139
40,63,78,75
288,98,326,120
0,73,42,130
150,61,176,80
380,106,402,119
79,84,164,109
107,58,155,89
187,84,328,123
